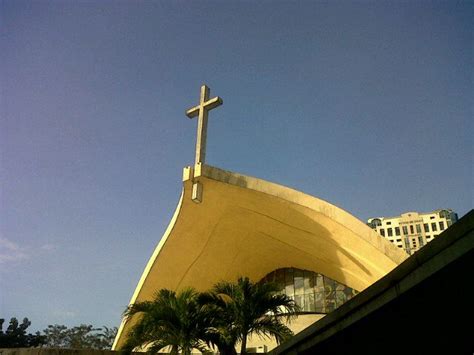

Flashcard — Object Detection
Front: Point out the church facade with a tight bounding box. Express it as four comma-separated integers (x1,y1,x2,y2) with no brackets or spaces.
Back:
112,163,408,351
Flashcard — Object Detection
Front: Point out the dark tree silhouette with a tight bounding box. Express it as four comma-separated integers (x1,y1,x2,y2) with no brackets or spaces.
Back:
0,317,46,348
42,324,117,349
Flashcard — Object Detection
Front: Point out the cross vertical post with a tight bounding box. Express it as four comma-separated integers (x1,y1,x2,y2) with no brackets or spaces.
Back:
186,85,223,165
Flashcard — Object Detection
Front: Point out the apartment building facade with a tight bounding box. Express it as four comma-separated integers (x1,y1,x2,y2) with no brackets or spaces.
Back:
367,209,458,255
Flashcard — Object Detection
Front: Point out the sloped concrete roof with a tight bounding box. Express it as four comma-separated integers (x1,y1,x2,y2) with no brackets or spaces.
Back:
113,164,407,349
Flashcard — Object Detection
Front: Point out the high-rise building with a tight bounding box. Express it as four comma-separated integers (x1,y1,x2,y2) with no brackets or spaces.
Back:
367,209,458,254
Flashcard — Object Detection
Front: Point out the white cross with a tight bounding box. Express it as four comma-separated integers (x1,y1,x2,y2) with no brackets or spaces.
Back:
186,85,223,165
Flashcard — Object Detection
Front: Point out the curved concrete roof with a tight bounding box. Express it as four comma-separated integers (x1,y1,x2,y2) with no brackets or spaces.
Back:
113,164,407,349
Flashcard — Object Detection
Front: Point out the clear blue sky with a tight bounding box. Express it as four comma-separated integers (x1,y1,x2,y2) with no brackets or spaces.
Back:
1,1,472,332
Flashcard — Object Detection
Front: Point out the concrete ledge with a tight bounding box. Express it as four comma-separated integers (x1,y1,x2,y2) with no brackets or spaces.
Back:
0,349,137,355
271,210,474,355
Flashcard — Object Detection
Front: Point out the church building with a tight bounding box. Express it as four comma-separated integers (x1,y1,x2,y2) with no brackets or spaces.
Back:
112,86,408,352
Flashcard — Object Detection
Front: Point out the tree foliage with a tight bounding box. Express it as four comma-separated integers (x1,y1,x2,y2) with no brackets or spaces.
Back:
42,324,117,349
121,277,299,354
201,277,298,354
0,317,46,348
0,317,117,350
123,288,211,354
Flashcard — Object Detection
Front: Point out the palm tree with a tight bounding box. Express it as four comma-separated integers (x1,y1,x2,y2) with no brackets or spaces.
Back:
121,288,211,354
200,277,299,355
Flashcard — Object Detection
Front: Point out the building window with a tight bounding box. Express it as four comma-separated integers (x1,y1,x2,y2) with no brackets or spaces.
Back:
380,228,385,237
396,239,401,242
439,210,451,219
416,224,421,233
426,235,430,240
402,226,408,235
409,225,414,234
439,221,445,230
386,221,391,225
387,228,393,237
447,220,452,227
430,216,435,219
424,223,429,232
260,268,358,314
369,219,382,228
431,222,437,232
418,236,424,247
395,227,400,236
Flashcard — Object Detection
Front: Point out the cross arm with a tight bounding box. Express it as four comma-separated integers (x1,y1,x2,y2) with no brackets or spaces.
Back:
186,105,200,118
203,96,223,111
185,96,223,119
